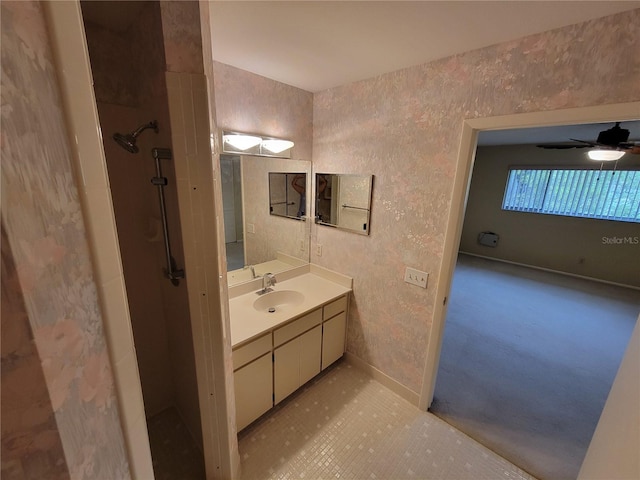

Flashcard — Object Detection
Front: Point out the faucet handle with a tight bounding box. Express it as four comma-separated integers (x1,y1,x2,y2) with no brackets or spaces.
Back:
257,272,277,295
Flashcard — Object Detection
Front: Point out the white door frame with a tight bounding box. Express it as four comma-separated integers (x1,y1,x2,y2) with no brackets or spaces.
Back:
418,101,640,410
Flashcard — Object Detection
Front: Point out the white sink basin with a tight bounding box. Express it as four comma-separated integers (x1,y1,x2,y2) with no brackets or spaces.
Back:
253,290,305,313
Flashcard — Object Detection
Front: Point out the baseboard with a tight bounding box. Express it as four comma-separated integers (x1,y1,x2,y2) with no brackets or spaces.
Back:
459,251,640,291
344,352,420,407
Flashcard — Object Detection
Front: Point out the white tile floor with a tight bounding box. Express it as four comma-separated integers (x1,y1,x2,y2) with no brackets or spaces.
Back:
239,360,536,479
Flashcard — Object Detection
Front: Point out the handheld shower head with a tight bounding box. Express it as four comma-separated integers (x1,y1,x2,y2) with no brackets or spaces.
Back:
113,120,159,153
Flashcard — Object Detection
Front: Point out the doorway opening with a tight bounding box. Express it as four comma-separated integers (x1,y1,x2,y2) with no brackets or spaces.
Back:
421,103,640,479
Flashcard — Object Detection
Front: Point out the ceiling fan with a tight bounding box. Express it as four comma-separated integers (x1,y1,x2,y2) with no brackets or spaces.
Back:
537,122,640,159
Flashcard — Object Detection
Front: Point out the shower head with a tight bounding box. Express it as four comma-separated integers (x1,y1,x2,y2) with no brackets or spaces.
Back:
113,120,159,153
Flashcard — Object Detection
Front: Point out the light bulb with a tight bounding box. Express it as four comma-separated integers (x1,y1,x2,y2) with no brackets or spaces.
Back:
587,149,625,161
261,139,294,154
224,134,262,151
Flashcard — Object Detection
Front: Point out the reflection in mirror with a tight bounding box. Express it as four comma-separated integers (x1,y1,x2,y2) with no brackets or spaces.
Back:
220,155,244,270
269,172,307,220
315,173,374,235
220,154,311,286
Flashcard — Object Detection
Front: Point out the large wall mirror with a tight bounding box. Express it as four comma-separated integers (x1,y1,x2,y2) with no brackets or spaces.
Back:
315,173,374,235
221,154,311,285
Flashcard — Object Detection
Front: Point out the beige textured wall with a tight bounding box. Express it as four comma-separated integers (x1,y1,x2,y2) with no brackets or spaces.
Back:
82,2,166,108
460,144,640,287
1,225,70,479
1,1,130,477
312,10,640,395
213,61,313,161
160,0,204,75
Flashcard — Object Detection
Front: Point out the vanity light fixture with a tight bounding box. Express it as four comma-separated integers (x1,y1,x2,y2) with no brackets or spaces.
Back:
261,139,295,154
223,133,262,151
587,149,625,161
222,130,294,158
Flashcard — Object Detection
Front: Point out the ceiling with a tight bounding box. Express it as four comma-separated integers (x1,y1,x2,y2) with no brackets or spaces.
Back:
81,1,638,145
207,2,638,145
480,121,639,146
209,1,637,93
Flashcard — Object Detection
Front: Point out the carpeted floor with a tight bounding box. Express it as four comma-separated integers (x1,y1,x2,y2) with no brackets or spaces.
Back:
431,254,639,480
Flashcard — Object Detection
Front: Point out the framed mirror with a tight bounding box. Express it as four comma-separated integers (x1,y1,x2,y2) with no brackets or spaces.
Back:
315,173,374,235
220,154,311,285
269,172,307,220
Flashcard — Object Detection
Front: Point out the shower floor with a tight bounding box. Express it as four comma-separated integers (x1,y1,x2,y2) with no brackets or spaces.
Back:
147,407,205,480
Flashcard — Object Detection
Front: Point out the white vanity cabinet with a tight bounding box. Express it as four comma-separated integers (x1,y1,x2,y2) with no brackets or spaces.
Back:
274,309,322,404
232,333,273,431
321,296,348,370
231,288,350,430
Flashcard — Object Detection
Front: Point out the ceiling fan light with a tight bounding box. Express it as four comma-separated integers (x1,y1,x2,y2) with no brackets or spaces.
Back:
261,139,294,153
224,134,262,151
587,149,625,161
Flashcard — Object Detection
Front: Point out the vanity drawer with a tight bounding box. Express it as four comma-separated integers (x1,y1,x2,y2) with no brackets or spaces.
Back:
274,308,322,347
233,333,272,370
323,295,347,321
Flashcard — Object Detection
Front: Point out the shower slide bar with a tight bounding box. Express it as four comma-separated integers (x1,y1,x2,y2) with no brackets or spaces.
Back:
151,147,185,286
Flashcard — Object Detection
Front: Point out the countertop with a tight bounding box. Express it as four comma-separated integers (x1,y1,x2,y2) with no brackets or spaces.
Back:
229,270,352,347
227,252,308,286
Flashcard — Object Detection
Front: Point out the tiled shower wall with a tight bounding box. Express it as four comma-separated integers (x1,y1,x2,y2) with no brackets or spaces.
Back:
165,68,239,479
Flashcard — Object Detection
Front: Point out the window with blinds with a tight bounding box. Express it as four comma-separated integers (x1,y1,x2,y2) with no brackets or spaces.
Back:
502,168,640,223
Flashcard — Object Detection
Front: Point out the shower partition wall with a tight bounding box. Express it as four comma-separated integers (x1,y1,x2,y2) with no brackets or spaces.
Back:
81,0,204,475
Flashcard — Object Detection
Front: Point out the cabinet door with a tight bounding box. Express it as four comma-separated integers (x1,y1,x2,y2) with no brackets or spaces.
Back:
274,339,299,404
299,325,322,385
274,325,322,404
234,353,273,431
322,311,347,370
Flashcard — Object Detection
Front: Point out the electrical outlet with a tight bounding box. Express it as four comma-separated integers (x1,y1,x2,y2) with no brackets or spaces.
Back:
247,223,255,234
316,244,323,256
404,267,428,288
299,239,305,251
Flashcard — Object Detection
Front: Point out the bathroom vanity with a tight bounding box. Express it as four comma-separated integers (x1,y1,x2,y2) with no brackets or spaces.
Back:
229,265,352,431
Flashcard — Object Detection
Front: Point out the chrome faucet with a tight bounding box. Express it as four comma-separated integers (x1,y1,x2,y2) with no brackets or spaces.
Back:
244,265,257,279
259,273,276,295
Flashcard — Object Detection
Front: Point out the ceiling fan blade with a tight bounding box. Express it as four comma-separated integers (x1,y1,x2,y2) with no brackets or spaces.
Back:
536,143,589,149
619,143,640,155
569,138,598,147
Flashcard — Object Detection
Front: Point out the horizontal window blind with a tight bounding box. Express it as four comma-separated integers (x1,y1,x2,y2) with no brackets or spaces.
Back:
502,168,640,223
